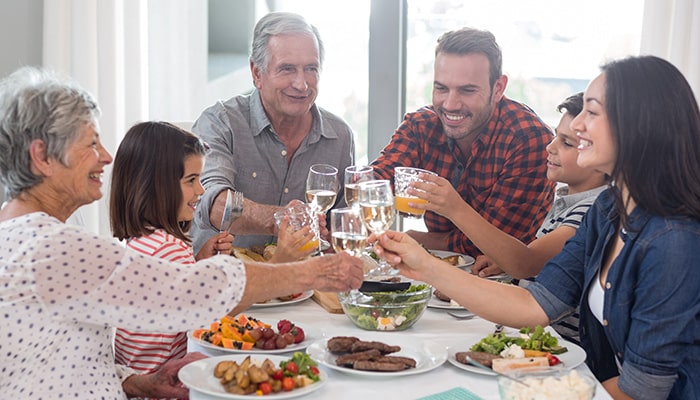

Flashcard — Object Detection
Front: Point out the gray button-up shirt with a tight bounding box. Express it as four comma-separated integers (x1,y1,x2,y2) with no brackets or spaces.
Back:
190,90,355,252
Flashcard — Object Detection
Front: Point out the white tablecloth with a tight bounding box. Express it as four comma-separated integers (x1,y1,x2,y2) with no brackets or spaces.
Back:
187,297,613,400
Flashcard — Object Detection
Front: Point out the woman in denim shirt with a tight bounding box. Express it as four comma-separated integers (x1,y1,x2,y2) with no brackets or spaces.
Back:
373,55,700,400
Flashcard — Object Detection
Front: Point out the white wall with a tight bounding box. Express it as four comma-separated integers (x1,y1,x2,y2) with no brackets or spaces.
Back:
0,0,43,77
0,0,44,204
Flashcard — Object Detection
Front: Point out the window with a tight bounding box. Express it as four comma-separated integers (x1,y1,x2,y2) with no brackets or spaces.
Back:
405,0,644,126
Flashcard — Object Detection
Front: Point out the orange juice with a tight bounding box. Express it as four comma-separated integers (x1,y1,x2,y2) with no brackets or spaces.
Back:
395,196,428,218
299,238,320,252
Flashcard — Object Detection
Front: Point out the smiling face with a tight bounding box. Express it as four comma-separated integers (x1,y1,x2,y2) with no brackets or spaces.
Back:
546,113,606,193
252,33,320,124
177,154,205,223
51,122,113,212
571,73,617,177
432,52,506,144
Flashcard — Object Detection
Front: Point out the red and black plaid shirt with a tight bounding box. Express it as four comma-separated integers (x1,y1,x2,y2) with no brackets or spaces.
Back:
371,96,555,256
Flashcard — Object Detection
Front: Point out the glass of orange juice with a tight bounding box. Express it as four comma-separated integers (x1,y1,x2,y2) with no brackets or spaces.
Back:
273,203,320,253
394,167,437,219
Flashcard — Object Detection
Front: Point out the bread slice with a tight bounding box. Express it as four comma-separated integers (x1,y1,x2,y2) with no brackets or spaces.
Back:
491,357,549,373
231,247,266,262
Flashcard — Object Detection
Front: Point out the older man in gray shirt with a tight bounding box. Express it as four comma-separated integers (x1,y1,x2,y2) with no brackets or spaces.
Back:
191,12,354,252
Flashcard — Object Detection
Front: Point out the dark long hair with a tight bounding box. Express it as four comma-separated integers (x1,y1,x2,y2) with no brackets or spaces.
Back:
110,121,208,242
602,56,700,227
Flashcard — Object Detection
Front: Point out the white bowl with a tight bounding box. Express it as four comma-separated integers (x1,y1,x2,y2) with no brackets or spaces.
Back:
498,368,596,400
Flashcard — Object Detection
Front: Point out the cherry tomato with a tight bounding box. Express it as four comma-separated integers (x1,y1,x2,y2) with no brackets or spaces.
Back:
281,377,295,392
285,361,299,374
309,365,320,376
258,381,272,395
547,354,561,366
272,369,284,381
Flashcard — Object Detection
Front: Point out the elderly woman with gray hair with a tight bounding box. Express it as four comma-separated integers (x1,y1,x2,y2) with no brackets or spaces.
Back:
0,67,363,399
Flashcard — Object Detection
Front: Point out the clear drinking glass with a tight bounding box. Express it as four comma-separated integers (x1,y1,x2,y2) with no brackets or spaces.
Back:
330,207,368,257
394,166,437,219
358,180,396,276
306,164,339,252
344,165,375,208
273,203,320,253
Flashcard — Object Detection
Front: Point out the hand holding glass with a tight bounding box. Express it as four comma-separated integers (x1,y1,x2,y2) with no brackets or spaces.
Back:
273,203,319,253
358,180,396,276
330,207,368,257
394,167,437,219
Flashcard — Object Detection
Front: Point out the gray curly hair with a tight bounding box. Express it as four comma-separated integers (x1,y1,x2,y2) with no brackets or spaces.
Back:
0,67,100,198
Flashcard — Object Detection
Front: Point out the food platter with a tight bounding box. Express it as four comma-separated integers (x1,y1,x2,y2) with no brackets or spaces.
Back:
446,339,587,376
428,250,475,268
187,325,318,355
306,334,447,378
428,250,511,282
251,290,314,308
178,354,327,399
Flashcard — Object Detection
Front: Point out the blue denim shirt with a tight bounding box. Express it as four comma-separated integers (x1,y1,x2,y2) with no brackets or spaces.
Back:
527,189,700,400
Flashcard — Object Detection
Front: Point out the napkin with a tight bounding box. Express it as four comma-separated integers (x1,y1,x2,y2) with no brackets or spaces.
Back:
417,387,482,400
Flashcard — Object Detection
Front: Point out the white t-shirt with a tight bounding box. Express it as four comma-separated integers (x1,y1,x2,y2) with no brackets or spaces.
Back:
0,213,246,399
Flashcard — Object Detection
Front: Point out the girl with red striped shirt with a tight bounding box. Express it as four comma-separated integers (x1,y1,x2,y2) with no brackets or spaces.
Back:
109,122,234,388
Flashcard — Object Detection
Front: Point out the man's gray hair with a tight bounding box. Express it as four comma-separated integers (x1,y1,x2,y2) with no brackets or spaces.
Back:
0,67,100,198
250,12,324,73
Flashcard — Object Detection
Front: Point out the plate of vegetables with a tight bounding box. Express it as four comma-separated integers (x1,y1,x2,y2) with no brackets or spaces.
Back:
178,352,326,398
447,326,586,376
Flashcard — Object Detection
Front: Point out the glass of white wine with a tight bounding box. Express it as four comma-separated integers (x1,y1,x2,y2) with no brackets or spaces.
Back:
358,179,397,277
344,165,375,208
306,164,339,252
330,207,368,257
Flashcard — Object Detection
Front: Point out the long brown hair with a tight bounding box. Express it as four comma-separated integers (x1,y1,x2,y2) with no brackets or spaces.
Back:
602,56,700,227
110,121,208,242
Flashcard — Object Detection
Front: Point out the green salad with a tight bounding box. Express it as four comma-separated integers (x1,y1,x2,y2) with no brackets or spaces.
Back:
469,325,568,355
341,284,430,331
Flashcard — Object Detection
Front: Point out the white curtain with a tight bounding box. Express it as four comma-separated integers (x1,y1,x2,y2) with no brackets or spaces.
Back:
641,0,700,97
41,0,208,236
42,0,149,236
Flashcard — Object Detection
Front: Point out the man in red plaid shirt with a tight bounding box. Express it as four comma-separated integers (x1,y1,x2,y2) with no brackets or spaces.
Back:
371,27,554,257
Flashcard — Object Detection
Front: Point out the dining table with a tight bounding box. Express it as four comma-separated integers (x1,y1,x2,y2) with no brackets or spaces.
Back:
186,292,613,400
